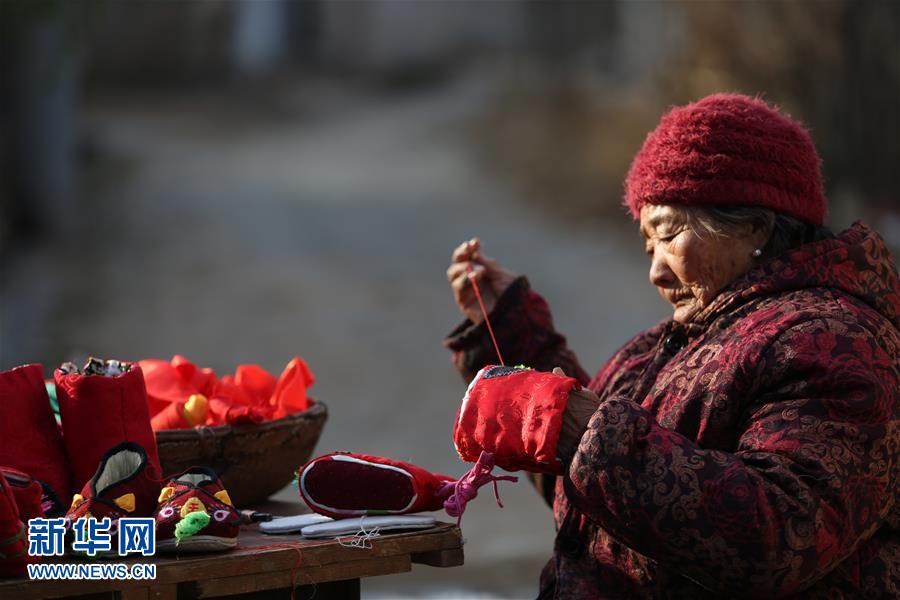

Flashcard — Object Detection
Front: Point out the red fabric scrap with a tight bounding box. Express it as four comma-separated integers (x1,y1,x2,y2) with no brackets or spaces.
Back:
140,356,315,430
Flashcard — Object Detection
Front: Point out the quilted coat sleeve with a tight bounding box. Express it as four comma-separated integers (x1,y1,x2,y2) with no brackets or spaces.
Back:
443,276,589,385
564,316,899,596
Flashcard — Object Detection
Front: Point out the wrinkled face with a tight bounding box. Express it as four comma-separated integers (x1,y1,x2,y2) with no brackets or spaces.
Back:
640,205,763,323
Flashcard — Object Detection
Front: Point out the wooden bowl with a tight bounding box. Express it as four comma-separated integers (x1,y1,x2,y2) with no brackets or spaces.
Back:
155,402,327,507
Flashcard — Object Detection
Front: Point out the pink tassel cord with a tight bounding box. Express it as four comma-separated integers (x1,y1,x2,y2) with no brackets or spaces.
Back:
438,451,518,525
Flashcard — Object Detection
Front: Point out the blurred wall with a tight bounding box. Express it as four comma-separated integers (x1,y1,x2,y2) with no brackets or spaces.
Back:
83,1,234,85
0,0,80,242
319,0,525,71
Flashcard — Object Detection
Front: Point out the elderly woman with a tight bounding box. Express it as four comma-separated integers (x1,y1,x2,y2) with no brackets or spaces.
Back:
444,94,899,598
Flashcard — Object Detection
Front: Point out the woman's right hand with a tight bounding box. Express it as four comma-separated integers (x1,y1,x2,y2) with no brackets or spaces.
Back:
446,238,518,324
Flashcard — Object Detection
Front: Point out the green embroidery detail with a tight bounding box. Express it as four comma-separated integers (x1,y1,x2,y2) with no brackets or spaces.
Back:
0,548,24,559
175,511,210,544
0,523,24,548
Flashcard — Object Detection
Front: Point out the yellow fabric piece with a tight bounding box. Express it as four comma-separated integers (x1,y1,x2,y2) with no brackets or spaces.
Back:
214,489,233,507
113,493,135,513
158,486,175,503
70,494,84,510
180,497,206,518
183,394,208,426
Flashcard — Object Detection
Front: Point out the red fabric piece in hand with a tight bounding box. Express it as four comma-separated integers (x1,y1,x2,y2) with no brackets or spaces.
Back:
298,453,455,519
55,365,161,492
453,365,579,474
0,364,72,501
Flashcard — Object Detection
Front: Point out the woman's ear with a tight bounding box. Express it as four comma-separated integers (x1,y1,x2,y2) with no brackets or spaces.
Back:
750,212,776,251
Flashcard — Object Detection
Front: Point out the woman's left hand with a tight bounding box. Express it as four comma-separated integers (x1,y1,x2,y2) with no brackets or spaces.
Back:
554,367,601,462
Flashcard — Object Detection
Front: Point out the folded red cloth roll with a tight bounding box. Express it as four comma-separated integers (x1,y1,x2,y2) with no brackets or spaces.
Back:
453,365,580,474
150,393,209,430
55,365,161,491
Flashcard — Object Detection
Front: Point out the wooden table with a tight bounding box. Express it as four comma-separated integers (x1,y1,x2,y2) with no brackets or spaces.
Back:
0,521,464,600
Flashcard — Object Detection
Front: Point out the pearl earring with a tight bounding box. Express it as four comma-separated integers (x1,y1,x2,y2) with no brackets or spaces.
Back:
752,249,762,258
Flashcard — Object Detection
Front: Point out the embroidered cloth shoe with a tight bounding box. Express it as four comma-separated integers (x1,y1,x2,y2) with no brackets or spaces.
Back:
1,468,65,519
298,453,456,518
154,467,240,553
0,468,35,578
0,364,72,502
66,442,161,555
55,359,161,491
0,468,45,525
453,365,580,475
298,452,518,523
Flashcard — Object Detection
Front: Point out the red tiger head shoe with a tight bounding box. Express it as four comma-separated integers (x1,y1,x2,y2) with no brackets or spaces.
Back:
154,467,240,553
66,442,161,556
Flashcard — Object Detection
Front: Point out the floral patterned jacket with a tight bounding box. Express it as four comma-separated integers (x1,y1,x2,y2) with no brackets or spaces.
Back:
444,223,900,599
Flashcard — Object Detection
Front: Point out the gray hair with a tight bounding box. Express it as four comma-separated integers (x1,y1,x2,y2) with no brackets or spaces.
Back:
682,206,833,261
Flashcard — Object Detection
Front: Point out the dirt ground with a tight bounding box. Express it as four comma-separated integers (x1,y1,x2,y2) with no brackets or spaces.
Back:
1,70,669,598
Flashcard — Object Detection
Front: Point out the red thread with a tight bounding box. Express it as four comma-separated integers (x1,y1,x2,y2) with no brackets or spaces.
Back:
466,265,505,366
245,542,304,599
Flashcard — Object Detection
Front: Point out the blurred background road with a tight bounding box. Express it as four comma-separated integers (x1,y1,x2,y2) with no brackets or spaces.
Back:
2,2,898,598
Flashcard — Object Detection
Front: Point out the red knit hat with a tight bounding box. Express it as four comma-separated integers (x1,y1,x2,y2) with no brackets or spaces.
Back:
624,93,827,225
